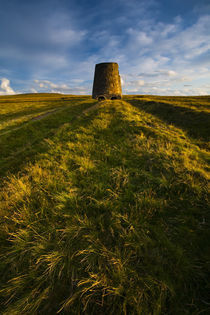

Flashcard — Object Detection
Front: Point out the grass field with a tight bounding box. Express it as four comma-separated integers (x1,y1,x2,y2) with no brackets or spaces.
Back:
0,94,96,179
0,93,209,314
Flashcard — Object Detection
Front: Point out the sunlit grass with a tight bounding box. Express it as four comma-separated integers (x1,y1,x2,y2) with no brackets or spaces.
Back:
0,95,209,314
0,94,96,178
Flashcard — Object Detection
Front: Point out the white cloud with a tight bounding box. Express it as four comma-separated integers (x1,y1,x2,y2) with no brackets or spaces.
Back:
137,80,145,86
0,78,15,95
120,77,125,86
49,28,86,45
117,13,210,95
70,79,85,84
127,29,153,45
1,2,210,97
33,79,89,94
46,11,87,46
163,70,177,77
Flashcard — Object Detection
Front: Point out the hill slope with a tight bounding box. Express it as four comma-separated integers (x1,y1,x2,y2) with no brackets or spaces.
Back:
0,95,209,314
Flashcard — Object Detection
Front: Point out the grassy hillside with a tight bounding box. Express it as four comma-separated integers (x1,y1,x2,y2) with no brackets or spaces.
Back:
0,94,209,314
0,94,96,179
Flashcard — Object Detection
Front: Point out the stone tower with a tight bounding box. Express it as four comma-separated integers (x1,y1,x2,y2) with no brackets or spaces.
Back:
92,62,122,100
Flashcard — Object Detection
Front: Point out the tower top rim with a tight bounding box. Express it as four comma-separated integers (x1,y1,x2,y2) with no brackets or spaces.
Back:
95,62,118,66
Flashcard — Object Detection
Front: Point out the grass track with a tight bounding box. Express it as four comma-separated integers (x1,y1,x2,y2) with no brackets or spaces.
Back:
0,95,209,314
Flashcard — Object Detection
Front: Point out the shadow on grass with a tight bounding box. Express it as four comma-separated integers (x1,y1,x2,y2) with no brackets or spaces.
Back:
0,101,209,314
126,99,210,148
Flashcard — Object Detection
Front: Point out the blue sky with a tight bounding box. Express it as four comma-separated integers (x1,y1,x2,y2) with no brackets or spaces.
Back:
0,0,210,95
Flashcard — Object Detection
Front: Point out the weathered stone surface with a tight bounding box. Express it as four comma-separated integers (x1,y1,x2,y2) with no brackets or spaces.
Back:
92,62,122,100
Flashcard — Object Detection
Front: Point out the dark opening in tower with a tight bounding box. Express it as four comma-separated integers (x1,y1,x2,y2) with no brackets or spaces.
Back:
98,96,106,101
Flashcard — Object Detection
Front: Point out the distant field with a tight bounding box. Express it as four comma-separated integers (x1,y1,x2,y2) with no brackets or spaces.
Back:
0,94,209,314
0,94,96,178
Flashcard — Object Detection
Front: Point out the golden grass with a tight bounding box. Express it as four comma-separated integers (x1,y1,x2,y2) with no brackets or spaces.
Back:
0,95,209,314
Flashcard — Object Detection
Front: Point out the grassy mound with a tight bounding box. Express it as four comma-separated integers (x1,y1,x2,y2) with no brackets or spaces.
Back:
0,95,209,314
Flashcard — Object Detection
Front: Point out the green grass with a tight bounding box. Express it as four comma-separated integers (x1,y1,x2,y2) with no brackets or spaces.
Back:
124,95,210,150
0,94,96,179
0,94,209,314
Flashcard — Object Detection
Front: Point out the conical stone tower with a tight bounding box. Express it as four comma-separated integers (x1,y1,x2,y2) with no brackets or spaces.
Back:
92,62,122,100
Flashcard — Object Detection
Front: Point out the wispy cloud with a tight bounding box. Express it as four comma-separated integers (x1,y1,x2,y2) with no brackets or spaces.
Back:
0,0,210,95
117,13,210,95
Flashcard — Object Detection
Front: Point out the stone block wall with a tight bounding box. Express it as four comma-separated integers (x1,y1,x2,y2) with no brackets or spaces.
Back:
92,62,122,100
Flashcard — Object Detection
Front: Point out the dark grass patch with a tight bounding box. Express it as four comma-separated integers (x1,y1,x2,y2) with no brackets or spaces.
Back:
125,97,210,150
